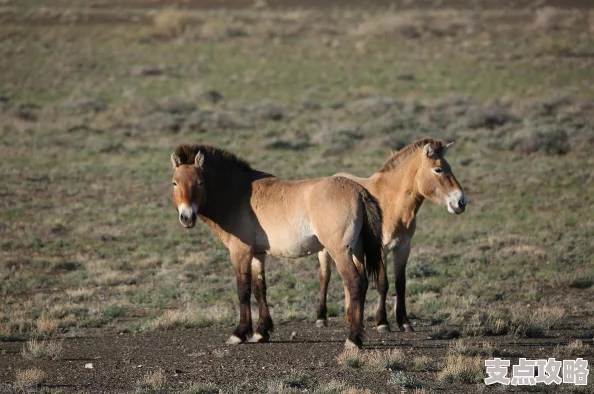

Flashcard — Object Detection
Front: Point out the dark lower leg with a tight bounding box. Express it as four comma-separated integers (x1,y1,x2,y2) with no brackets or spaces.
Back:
395,267,413,331
233,271,253,341
347,280,365,348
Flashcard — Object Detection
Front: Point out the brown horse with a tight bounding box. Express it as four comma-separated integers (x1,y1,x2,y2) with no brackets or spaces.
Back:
170,144,384,348
316,137,466,332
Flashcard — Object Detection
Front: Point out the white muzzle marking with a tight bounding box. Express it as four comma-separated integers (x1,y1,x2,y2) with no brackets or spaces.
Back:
445,190,467,214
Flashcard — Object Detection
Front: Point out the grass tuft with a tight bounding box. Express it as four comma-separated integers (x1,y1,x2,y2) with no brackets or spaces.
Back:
136,368,167,394
14,368,46,389
437,355,484,383
21,338,63,360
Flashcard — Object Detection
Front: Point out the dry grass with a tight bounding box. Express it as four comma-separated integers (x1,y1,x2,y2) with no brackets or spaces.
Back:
145,305,232,331
312,380,347,394
437,355,484,383
532,7,581,31
153,8,190,38
512,306,565,337
21,338,63,360
336,349,364,368
351,11,472,39
553,340,590,358
137,368,167,394
450,339,496,357
66,287,95,302
14,368,46,389
337,348,406,370
412,355,434,371
35,316,60,336
341,389,373,394
365,349,406,371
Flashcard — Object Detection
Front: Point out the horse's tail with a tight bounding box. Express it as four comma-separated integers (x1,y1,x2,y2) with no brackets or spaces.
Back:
360,189,384,282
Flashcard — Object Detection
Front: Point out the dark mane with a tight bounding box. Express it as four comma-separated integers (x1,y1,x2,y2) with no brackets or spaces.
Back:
174,144,253,172
379,137,444,172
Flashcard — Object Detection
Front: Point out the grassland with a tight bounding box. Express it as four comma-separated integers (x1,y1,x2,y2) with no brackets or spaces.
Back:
0,1,593,392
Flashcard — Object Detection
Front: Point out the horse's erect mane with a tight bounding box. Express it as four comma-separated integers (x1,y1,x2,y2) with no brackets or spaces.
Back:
174,144,253,172
379,137,444,172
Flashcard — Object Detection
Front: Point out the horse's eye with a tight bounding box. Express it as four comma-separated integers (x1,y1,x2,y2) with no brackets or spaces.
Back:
434,168,443,174
172,182,177,187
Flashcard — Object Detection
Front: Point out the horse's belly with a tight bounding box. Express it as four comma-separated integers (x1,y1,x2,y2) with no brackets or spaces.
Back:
256,223,323,258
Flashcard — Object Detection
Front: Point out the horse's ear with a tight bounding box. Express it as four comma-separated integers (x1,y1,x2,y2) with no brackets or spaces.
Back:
423,143,436,158
171,152,181,169
195,151,205,169
443,141,455,156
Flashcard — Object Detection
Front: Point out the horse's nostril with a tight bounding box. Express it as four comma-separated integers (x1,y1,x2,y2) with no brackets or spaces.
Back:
459,198,466,207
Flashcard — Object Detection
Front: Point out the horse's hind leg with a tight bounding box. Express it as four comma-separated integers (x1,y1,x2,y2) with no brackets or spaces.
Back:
328,247,367,349
316,250,333,328
227,244,254,345
249,254,273,343
394,243,414,332
375,248,390,333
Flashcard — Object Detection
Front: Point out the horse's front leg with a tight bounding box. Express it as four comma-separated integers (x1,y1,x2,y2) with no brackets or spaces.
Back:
393,242,414,332
248,254,273,343
227,244,254,345
375,246,390,333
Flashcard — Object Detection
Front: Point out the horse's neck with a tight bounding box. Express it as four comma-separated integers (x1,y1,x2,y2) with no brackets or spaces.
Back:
200,171,249,223
372,156,424,235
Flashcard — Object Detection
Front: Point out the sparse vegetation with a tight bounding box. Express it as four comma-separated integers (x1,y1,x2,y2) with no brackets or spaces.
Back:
14,368,46,390
437,355,484,383
337,348,406,371
181,382,219,394
21,338,63,360
136,369,167,394
553,340,590,358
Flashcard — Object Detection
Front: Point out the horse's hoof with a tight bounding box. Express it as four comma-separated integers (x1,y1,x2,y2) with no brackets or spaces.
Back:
344,338,360,350
315,319,328,328
247,332,269,343
226,335,243,345
403,324,415,332
377,324,391,334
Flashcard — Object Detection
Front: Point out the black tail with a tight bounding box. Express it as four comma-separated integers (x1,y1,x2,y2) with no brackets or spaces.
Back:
360,189,384,282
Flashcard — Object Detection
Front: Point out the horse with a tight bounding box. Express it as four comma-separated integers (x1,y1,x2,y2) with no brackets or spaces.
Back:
170,144,384,348
316,137,467,332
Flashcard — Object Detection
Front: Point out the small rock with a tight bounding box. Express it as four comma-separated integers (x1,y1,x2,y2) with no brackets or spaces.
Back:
84,363,93,369
290,331,297,341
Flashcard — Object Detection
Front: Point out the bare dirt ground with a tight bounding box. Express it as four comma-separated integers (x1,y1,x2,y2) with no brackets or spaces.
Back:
1,320,593,393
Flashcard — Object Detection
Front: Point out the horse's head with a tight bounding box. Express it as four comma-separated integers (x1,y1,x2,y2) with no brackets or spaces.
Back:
416,141,466,214
171,150,205,228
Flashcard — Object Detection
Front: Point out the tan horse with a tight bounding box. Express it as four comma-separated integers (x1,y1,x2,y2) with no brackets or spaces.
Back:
316,137,466,332
170,144,384,348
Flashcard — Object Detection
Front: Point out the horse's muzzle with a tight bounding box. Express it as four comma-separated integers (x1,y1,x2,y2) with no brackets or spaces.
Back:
179,211,197,228
446,190,467,214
